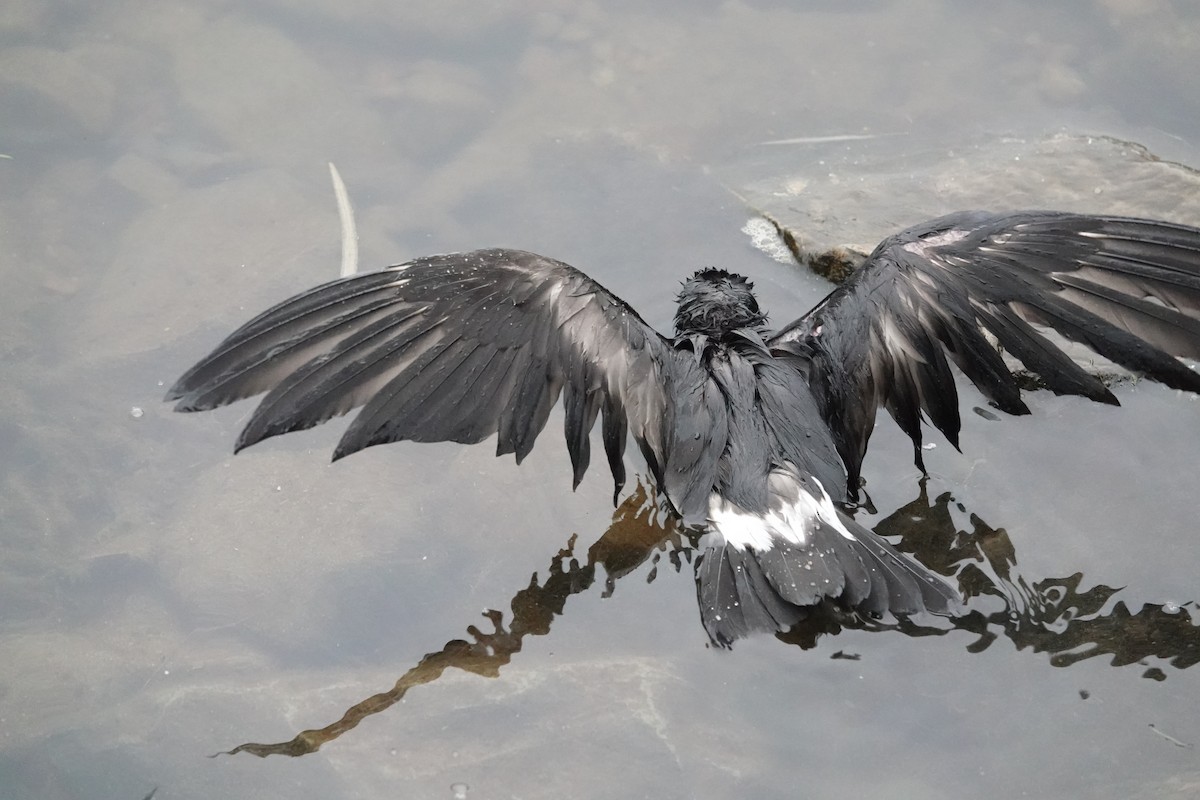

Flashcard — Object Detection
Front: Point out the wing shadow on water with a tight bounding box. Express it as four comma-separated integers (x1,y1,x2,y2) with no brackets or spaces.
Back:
221,479,1199,758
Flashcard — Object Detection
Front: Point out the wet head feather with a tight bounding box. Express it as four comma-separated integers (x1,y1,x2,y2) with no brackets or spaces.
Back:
674,268,768,339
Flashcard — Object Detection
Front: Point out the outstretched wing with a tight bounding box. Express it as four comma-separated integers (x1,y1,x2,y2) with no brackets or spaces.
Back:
769,211,1200,496
167,248,688,499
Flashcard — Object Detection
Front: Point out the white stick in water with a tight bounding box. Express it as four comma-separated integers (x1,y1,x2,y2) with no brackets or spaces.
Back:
329,161,359,277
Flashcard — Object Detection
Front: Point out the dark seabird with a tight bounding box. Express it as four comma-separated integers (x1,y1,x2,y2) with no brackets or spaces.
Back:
167,211,1200,647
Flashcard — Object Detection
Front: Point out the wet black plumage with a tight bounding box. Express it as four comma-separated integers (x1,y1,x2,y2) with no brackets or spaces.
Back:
168,211,1200,647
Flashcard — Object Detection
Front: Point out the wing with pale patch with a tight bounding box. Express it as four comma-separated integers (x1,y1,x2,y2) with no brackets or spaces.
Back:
769,211,1200,495
167,249,692,499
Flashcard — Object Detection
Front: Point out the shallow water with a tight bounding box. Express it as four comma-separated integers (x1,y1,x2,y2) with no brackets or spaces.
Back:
3,2,1200,798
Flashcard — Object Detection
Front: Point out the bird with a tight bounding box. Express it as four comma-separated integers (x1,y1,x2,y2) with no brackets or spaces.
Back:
167,210,1200,647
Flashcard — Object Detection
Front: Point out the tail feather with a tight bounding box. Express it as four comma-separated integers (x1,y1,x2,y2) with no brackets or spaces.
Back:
758,532,852,605
696,544,806,643
849,516,961,614
695,510,958,647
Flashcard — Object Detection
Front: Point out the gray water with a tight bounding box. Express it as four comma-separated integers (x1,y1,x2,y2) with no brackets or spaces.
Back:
3,2,1200,798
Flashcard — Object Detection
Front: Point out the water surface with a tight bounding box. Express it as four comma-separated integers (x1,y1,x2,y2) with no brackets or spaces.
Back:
3,2,1199,798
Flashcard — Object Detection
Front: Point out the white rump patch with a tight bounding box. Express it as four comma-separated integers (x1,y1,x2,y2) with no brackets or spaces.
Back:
707,470,854,551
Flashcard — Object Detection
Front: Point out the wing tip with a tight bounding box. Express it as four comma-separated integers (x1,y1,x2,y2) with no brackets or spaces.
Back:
165,380,204,410
232,428,261,455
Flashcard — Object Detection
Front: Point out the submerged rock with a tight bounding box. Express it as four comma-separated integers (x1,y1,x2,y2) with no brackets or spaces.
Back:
729,132,1200,281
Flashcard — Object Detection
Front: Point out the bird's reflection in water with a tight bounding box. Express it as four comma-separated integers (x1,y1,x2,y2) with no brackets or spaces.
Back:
875,482,1199,673
222,480,1198,758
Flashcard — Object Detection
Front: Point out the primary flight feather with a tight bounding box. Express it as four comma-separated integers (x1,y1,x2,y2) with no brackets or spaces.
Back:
168,210,1200,647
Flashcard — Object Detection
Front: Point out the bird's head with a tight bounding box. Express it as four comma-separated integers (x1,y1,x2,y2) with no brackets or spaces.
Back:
673,268,768,340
